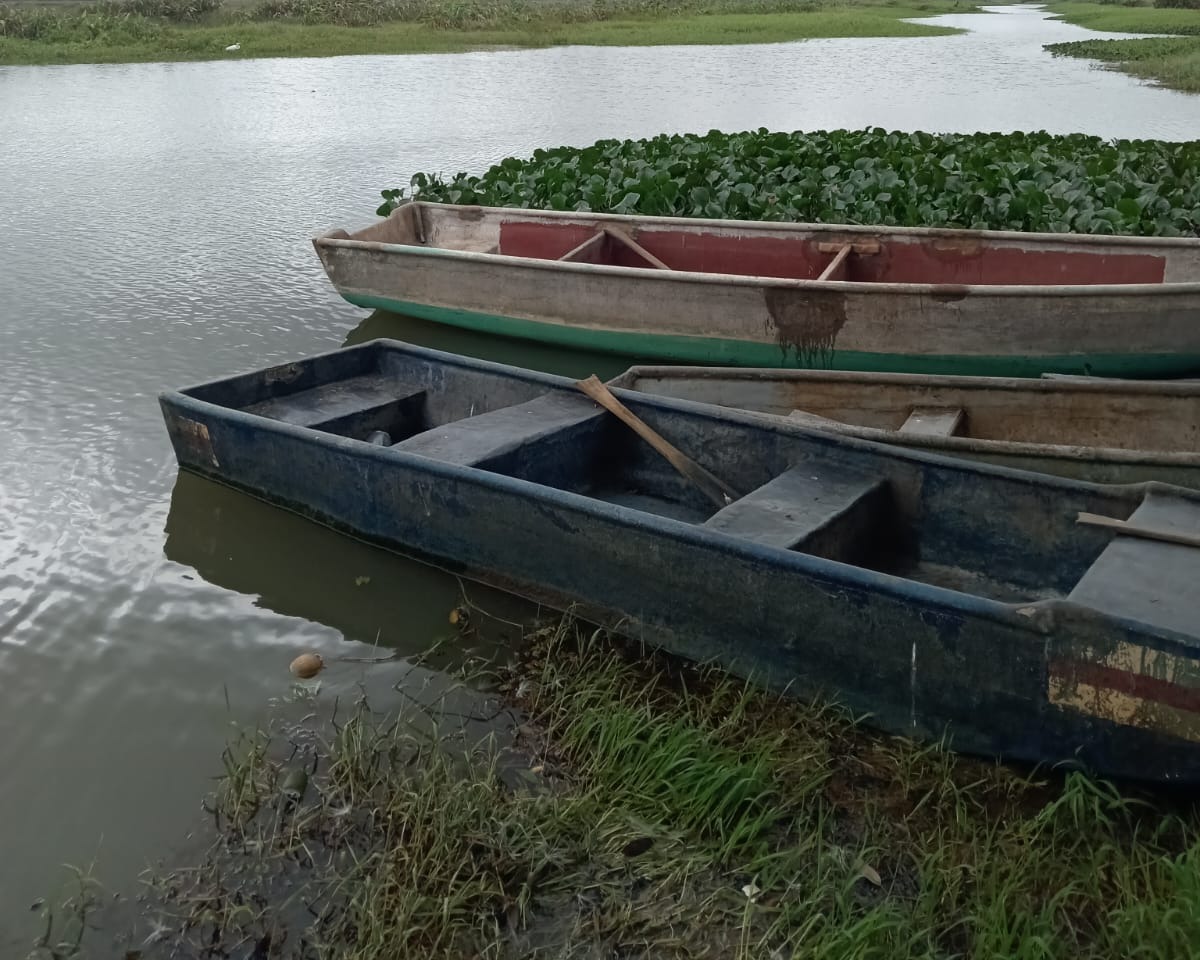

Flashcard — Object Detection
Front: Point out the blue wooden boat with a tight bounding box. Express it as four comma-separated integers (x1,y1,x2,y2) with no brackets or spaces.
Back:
160,340,1200,782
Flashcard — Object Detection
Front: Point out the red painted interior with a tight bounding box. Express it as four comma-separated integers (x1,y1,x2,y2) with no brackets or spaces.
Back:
498,220,1167,286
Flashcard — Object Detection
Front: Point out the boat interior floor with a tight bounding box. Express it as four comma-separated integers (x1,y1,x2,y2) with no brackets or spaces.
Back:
239,370,1174,607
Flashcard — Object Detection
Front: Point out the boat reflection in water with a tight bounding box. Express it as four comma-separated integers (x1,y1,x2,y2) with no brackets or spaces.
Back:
164,470,532,656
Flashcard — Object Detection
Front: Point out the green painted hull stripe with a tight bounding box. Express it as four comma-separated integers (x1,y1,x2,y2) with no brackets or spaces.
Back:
343,292,1200,379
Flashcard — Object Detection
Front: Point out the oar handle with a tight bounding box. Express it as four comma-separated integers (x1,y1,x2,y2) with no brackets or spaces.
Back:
576,376,738,509
1077,511,1200,549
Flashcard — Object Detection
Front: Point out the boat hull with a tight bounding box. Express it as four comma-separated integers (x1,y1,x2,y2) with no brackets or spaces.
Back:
161,341,1200,782
610,367,1200,490
315,203,1200,378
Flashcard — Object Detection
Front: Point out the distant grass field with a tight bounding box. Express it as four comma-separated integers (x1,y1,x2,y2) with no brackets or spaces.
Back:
0,0,971,65
1046,1,1200,92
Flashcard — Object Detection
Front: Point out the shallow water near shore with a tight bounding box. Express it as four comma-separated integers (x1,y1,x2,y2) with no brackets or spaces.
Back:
1,2,1199,947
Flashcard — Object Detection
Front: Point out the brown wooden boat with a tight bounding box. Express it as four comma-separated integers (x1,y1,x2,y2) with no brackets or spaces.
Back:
608,367,1200,488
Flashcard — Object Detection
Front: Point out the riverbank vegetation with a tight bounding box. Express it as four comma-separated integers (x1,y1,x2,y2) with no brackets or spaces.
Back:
44,614,1200,959
0,0,967,65
384,128,1200,236
1046,1,1200,93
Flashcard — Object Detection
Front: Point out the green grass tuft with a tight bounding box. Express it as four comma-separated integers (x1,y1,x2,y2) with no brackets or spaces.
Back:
70,614,1200,959
1047,34,1200,91
1047,0,1200,33
1045,0,1200,90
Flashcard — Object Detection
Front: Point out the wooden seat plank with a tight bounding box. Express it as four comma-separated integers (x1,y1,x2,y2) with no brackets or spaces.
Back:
243,373,424,429
392,392,603,467
1069,492,1200,635
788,409,848,429
899,407,965,437
703,464,888,560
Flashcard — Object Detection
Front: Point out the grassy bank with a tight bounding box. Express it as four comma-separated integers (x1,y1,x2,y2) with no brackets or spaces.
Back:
47,615,1200,959
1046,1,1200,93
1048,34,1200,90
1048,0,1200,35
0,0,968,65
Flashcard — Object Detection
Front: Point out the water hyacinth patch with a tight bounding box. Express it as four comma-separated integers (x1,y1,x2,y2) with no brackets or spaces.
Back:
381,128,1200,237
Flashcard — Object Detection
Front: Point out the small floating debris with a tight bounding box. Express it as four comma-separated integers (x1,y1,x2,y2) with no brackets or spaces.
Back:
289,652,324,679
449,606,470,629
280,766,308,801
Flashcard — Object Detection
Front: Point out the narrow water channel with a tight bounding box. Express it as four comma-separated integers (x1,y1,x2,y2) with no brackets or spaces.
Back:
0,2,1197,946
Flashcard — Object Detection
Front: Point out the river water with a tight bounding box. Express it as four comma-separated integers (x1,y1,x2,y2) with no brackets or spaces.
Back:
1,2,1198,947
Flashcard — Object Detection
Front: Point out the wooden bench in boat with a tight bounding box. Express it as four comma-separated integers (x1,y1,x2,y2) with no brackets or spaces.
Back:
242,372,428,438
786,406,967,440
248,378,896,560
392,393,604,467
1070,492,1200,636
703,463,889,562
899,407,965,438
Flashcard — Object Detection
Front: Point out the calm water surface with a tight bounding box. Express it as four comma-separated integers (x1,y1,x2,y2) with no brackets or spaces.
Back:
1,2,1198,945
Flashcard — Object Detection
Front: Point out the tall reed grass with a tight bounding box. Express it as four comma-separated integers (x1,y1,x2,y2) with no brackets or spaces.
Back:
51,614,1200,959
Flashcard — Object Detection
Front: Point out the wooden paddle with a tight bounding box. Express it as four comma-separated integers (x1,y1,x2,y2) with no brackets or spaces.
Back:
1077,511,1200,549
576,376,738,508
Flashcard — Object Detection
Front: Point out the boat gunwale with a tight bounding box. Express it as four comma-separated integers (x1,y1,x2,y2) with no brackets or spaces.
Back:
321,200,1200,251
159,338,1200,650
614,366,1200,396
610,365,1200,468
313,235,1200,298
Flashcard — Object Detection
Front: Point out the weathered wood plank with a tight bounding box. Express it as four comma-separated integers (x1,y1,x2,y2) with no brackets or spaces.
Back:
703,464,887,561
242,373,421,429
787,408,849,429
557,231,607,264
1069,493,1200,636
1078,512,1200,549
391,392,601,467
816,240,882,255
899,407,965,437
816,243,852,282
602,226,672,270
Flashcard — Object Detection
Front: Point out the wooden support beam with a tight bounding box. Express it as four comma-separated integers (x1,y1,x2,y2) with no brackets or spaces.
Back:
899,407,965,437
557,231,607,263
603,226,672,270
816,243,852,282
816,240,882,255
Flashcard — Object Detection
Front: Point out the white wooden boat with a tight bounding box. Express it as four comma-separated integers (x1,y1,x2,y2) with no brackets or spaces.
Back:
314,201,1200,377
